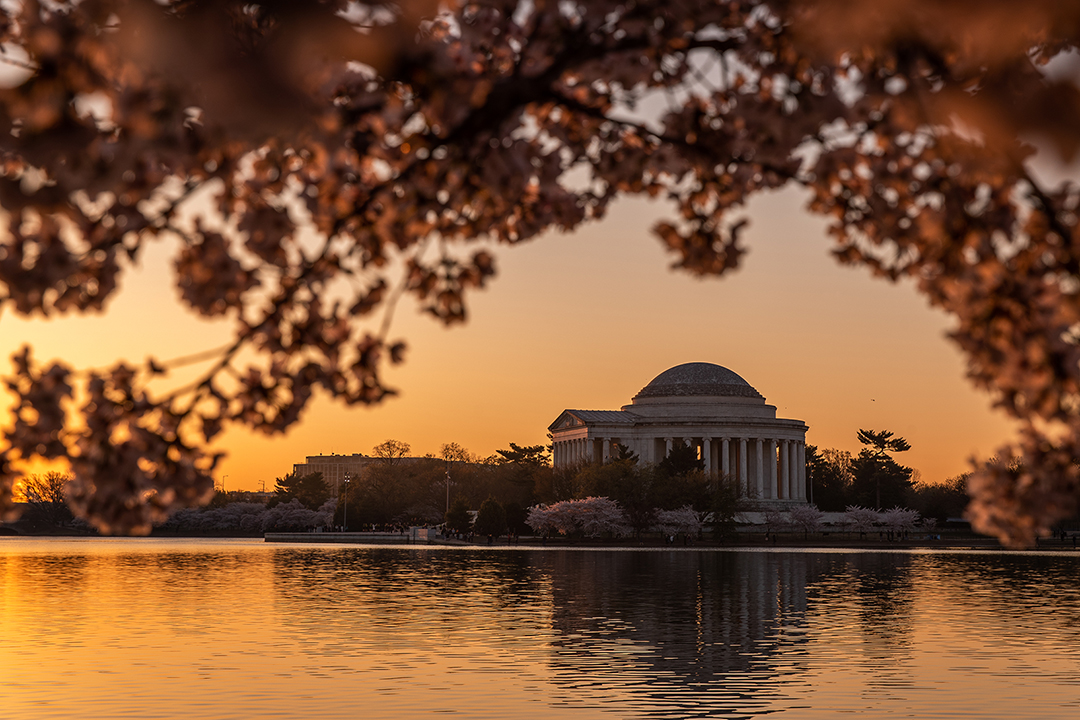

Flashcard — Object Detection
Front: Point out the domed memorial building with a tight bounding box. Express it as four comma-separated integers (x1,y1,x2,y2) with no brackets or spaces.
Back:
549,363,810,504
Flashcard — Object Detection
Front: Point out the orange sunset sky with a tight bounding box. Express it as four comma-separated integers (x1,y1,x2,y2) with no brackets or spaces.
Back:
2,184,1030,492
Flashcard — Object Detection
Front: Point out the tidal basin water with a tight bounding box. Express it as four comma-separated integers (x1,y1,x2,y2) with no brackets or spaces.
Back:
3,540,1080,719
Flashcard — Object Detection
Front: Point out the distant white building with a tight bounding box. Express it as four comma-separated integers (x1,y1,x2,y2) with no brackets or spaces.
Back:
548,362,809,504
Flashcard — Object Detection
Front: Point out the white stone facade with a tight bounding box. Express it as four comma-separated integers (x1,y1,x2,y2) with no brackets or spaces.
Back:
548,363,810,504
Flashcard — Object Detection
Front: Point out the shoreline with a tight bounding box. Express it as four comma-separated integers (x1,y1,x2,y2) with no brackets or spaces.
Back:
5,523,1078,552
261,531,1079,552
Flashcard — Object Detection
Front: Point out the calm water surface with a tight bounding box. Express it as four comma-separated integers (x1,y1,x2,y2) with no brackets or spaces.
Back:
2,539,1079,719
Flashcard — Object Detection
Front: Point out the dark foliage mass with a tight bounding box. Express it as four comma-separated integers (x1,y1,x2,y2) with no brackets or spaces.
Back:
274,470,331,509
807,440,976,523
0,1,1078,544
473,496,506,537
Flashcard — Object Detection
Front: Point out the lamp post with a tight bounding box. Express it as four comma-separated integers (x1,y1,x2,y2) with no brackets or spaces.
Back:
343,473,351,532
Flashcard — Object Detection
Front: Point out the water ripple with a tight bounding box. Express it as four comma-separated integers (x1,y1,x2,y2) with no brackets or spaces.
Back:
2,540,1080,719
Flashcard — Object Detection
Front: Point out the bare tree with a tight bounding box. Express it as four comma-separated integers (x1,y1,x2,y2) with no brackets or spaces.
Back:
372,439,411,464
19,472,73,527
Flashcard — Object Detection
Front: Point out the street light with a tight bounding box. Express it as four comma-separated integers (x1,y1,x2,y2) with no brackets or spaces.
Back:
343,473,351,532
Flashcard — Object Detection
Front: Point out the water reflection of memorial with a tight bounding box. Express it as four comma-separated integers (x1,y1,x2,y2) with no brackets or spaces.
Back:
541,550,917,717
266,547,928,717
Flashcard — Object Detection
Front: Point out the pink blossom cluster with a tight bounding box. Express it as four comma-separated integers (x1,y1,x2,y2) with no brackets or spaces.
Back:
843,505,922,532
651,506,704,536
526,497,632,538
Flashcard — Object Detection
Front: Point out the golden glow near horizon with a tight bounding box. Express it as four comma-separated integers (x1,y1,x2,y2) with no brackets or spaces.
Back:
0,187,1016,491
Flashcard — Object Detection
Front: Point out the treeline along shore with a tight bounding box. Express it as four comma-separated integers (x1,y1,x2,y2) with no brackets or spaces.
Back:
5,435,1080,545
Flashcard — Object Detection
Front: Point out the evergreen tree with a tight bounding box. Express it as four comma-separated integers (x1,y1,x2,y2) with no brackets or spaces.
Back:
851,430,913,510
658,442,704,478
708,475,742,542
273,471,330,510
473,497,506,539
495,442,550,466
444,497,472,535
612,443,639,464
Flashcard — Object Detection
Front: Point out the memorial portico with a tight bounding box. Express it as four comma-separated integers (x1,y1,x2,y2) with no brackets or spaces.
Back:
549,362,810,505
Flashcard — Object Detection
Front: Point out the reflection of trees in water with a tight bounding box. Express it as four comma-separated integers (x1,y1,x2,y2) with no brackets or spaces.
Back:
270,548,555,655
801,553,917,703
4,546,280,643
808,553,916,658
272,548,544,608
2,552,92,639
914,553,1080,644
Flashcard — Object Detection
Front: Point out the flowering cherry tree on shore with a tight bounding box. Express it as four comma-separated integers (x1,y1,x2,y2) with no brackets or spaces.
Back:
652,506,704,538
527,497,631,538
788,504,824,538
763,508,790,535
843,506,880,538
162,497,336,533
881,506,921,536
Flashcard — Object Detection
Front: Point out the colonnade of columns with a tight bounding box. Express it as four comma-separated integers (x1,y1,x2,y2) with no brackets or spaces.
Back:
668,435,806,501
551,434,808,502
552,436,600,466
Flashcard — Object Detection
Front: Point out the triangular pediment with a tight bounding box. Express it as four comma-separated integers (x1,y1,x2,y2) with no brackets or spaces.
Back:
548,410,585,431
548,409,639,432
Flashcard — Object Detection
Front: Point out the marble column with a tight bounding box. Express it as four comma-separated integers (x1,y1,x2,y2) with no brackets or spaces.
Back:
665,437,673,456
755,438,765,498
721,438,730,479
780,440,790,499
602,438,610,463
794,441,802,499
797,441,806,501
768,439,778,499
738,437,748,496
703,437,712,475
787,441,798,500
